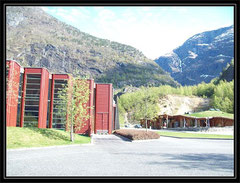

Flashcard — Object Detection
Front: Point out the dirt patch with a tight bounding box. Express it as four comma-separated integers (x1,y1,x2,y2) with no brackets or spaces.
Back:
114,129,160,140
158,94,211,115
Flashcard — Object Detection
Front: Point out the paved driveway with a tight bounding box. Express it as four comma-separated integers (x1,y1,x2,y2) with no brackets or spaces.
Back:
7,135,234,177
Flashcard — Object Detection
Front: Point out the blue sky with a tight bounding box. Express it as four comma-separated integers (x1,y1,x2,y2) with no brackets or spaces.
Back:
41,6,233,59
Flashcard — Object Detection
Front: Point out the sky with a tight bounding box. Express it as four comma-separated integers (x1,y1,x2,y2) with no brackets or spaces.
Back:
41,6,233,60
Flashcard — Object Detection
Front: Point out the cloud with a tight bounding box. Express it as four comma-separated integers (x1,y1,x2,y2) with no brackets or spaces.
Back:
70,8,90,19
41,7,48,11
40,6,233,59
141,7,151,11
98,9,115,20
93,6,105,10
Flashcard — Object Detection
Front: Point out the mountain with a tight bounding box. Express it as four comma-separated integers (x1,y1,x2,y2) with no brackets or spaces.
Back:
214,59,234,84
6,6,179,88
155,25,234,85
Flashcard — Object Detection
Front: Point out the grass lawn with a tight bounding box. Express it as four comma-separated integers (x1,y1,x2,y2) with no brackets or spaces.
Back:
157,131,233,139
186,110,233,119
7,127,91,149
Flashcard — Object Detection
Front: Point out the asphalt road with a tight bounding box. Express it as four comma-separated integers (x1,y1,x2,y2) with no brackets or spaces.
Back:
7,135,234,177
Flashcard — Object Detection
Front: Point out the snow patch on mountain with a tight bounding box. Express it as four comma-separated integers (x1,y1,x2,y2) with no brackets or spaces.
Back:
188,51,198,59
197,43,209,46
200,74,215,78
154,25,233,86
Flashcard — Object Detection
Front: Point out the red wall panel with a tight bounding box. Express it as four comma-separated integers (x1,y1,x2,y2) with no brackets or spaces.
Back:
6,60,21,127
38,68,49,128
95,84,113,134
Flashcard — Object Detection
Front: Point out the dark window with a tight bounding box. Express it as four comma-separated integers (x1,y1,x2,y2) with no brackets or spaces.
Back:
16,73,23,127
52,79,68,130
46,79,52,128
23,74,41,127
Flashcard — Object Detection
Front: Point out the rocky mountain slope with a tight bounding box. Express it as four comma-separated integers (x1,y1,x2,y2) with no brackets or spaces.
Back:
216,59,234,83
155,25,234,85
157,94,210,115
6,6,178,88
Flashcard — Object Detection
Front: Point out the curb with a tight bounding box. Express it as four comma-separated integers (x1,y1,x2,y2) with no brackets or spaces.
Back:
114,133,161,143
90,134,94,144
160,135,234,140
7,143,92,152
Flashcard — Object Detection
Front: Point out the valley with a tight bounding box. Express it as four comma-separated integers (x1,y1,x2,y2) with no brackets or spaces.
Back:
6,6,234,128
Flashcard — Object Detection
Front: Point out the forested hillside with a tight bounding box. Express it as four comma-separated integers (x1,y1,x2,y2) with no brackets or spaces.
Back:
118,80,233,125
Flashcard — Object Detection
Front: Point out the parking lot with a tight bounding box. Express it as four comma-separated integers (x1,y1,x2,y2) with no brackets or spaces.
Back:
7,134,234,177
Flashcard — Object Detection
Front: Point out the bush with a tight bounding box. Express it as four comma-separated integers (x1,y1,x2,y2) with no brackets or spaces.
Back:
114,129,160,140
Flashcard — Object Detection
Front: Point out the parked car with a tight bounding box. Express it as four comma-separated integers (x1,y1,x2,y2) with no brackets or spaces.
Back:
210,108,220,111
134,124,142,128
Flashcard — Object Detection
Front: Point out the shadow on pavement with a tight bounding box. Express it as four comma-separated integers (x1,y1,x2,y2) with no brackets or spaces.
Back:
147,153,234,172
113,134,132,142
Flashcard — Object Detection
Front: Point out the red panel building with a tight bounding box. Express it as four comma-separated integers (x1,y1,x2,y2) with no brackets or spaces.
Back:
20,68,49,128
95,84,113,134
6,60,21,127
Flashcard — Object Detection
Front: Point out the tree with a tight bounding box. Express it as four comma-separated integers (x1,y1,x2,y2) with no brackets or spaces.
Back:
212,80,233,113
56,75,91,142
132,86,160,132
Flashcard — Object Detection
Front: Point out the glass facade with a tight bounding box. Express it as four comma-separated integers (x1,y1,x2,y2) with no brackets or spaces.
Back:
52,79,68,129
46,79,52,128
23,74,41,127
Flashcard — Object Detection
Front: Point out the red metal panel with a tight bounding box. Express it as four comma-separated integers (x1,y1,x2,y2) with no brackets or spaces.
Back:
6,60,21,127
38,68,49,128
20,70,27,127
53,74,69,80
94,113,109,132
24,68,43,73
94,84,113,134
108,84,113,134
103,113,108,130
88,79,94,136
96,85,109,112
95,113,102,133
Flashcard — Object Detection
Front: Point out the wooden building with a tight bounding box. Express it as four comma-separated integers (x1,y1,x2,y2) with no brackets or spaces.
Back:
140,114,233,129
